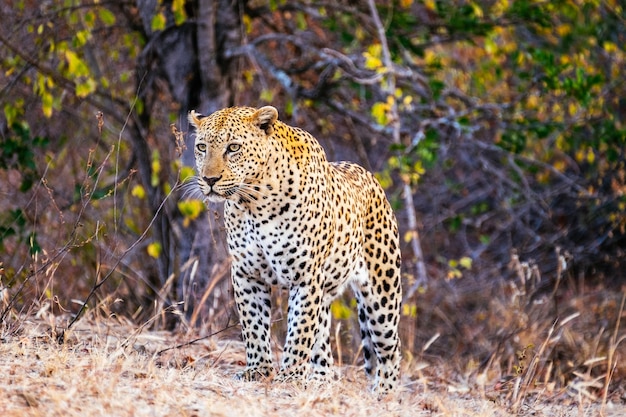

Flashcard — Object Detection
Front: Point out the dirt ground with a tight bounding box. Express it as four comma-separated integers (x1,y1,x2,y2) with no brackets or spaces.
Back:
1,317,623,417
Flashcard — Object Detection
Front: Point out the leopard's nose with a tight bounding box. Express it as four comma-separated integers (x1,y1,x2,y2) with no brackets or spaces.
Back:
203,176,222,187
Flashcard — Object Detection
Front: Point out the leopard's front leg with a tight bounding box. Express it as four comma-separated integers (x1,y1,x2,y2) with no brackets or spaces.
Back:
232,267,274,381
277,280,324,381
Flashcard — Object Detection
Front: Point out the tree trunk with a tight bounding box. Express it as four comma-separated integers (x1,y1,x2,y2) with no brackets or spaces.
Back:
133,0,242,324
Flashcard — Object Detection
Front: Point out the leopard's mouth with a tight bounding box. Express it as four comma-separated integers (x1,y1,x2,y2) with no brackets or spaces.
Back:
204,189,227,203
198,180,227,203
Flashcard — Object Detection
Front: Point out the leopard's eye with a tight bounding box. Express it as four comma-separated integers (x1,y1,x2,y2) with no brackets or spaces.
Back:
227,143,241,153
196,143,207,152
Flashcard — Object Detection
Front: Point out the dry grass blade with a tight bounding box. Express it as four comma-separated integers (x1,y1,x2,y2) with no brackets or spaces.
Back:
601,292,626,415
510,319,557,413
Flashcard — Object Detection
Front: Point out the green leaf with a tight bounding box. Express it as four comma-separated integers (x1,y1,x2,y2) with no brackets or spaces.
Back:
180,166,196,182
260,89,274,103
428,79,445,100
75,78,97,98
41,91,53,118
84,10,96,27
4,103,20,126
74,30,91,47
172,0,187,25
151,12,166,32
98,8,116,26
29,232,41,255
65,50,90,77
295,11,307,30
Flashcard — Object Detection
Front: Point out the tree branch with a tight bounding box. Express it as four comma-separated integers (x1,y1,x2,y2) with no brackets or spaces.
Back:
366,0,428,292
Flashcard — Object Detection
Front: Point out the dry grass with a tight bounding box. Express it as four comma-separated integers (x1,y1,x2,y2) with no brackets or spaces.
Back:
1,313,623,417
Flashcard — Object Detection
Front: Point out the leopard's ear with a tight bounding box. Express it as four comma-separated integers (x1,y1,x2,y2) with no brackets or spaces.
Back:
188,110,204,128
252,106,278,135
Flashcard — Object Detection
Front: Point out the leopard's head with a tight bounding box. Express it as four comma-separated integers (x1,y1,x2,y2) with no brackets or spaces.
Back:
188,106,278,203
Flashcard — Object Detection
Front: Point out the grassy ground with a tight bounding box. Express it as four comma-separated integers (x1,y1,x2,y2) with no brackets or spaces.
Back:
1,315,623,417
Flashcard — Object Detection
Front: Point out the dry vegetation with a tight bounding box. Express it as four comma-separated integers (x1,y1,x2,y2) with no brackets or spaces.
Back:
1,276,625,417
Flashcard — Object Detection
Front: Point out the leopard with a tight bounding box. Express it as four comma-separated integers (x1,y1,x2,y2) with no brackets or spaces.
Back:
187,105,402,394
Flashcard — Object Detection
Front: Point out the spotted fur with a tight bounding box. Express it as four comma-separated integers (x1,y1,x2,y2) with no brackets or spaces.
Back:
188,106,402,394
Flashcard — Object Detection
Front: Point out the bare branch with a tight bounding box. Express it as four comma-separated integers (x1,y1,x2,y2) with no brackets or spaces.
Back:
366,0,428,291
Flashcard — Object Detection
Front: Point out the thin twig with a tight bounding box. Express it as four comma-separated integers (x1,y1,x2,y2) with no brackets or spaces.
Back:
64,182,178,334
155,322,240,356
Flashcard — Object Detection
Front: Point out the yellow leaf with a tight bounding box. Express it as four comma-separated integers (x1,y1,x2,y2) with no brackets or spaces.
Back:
402,303,418,317
556,24,572,37
260,89,273,103
178,199,205,227
41,91,53,118
526,94,539,109
75,78,96,98
151,150,161,187
151,12,166,31
447,269,462,279
172,0,187,25
147,242,162,259
413,160,425,175
603,41,618,53
330,299,353,320
131,184,146,199
364,54,382,70
363,44,383,70
374,171,393,189
536,170,550,184
124,217,140,234
355,26,365,41
470,2,483,18
424,49,439,66
243,14,252,34
74,30,91,47
493,0,510,15
180,166,196,182
371,101,389,125
98,8,116,26
553,159,566,172
64,50,90,77
459,256,473,269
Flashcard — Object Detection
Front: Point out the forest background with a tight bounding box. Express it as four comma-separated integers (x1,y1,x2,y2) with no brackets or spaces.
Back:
1,0,625,412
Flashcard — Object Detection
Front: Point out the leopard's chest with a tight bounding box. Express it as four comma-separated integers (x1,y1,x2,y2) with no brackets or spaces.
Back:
225,196,323,284
242,199,361,293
